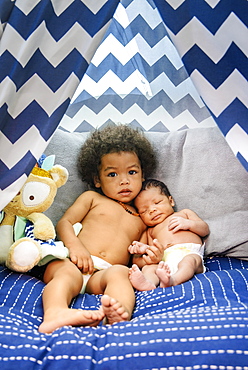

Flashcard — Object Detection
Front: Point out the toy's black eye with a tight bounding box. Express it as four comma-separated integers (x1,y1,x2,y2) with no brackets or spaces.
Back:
22,182,50,207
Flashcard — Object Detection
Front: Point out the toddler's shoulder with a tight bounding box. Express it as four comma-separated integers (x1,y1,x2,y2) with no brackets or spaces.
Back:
77,190,101,202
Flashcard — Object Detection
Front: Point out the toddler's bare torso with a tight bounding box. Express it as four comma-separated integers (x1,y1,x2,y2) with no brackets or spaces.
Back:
78,193,146,265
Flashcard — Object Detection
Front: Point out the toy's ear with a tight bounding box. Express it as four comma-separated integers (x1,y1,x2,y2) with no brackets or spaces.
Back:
49,165,69,188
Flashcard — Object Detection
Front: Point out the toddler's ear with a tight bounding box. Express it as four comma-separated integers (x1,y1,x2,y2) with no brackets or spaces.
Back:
94,176,101,188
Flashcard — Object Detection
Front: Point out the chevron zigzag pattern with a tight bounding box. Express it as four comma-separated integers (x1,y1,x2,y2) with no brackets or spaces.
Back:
0,0,119,210
154,0,248,168
0,0,247,211
60,0,216,133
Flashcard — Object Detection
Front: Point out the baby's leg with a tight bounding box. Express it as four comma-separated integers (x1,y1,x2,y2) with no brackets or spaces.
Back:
38,259,104,333
165,254,204,287
87,265,135,324
129,264,158,291
156,261,171,288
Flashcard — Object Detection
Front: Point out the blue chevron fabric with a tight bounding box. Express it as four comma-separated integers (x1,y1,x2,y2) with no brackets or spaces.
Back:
0,0,119,210
154,0,248,170
0,0,247,210
61,0,216,132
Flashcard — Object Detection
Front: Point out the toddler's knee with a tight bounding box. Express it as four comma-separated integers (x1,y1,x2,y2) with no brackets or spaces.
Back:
44,258,80,283
106,264,129,278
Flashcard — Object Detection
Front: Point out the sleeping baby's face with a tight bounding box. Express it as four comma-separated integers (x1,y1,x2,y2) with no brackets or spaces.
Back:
135,187,175,227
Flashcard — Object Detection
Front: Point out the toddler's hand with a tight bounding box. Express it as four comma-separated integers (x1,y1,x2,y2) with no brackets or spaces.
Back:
69,242,94,274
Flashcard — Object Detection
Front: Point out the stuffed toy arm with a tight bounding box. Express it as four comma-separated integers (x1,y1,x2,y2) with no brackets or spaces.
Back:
27,212,56,240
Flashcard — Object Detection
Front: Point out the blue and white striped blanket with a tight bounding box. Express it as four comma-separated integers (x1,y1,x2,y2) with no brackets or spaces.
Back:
0,257,247,369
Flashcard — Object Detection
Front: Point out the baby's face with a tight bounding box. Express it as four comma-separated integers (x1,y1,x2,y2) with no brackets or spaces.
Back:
94,151,143,203
135,187,175,226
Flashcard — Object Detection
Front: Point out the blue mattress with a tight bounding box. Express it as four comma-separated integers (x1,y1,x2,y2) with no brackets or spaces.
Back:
0,257,248,369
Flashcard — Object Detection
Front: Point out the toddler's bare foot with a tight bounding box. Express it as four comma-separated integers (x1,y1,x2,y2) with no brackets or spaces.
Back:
129,264,156,291
156,261,171,288
101,295,129,325
38,307,104,334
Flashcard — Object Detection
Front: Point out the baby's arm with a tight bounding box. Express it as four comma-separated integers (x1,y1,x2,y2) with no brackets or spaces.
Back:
168,209,209,237
56,191,95,274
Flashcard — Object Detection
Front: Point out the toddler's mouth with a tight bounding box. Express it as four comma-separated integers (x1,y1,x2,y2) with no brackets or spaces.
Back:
119,189,131,196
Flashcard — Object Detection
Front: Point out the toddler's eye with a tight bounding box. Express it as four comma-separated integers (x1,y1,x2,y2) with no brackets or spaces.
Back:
107,172,117,177
129,170,137,175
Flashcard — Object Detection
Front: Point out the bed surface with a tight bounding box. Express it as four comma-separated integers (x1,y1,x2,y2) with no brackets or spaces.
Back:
0,257,248,369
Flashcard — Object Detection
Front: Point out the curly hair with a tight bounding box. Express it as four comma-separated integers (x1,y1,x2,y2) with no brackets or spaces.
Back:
77,124,157,188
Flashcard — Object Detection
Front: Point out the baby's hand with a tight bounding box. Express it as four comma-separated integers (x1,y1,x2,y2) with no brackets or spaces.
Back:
128,241,149,255
142,239,164,264
168,216,191,233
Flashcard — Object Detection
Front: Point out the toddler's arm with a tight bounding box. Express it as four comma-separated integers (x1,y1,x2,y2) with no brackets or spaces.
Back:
57,217,94,273
56,192,95,273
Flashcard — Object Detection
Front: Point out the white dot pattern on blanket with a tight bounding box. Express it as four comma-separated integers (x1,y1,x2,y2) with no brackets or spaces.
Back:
0,257,248,368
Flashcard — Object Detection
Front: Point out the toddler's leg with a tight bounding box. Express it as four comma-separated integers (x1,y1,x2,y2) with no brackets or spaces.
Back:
38,259,104,333
129,264,158,291
87,265,135,324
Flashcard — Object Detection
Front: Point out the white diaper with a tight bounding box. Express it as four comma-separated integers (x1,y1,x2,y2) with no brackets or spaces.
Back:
80,255,112,294
162,243,205,275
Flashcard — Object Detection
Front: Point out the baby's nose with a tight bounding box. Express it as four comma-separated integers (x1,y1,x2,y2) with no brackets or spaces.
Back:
149,207,156,214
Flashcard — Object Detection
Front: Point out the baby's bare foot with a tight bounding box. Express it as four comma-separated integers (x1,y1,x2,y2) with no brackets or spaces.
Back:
101,295,129,325
156,261,171,288
129,264,156,291
38,307,104,334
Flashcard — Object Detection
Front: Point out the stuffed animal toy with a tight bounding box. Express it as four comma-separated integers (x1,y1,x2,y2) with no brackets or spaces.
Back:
0,155,69,273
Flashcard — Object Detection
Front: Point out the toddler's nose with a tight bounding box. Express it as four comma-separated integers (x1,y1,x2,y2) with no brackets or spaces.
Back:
120,178,129,185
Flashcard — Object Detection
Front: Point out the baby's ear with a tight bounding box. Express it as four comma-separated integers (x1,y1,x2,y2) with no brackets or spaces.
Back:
169,196,175,207
94,176,101,188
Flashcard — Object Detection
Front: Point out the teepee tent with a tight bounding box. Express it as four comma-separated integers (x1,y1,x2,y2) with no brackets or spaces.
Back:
0,0,247,210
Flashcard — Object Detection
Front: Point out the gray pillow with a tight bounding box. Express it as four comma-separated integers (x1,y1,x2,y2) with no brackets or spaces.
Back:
45,130,89,227
45,126,248,260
